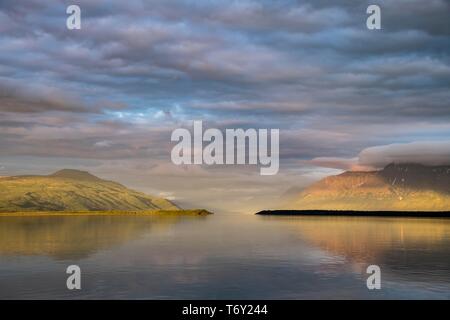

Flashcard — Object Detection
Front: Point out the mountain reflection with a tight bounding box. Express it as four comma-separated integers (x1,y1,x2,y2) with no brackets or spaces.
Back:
284,216,450,282
0,215,201,260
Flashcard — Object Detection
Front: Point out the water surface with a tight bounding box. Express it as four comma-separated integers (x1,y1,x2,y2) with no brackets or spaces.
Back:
0,214,449,299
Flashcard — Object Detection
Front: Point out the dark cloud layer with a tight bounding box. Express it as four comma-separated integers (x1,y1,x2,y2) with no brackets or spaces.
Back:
0,80,95,113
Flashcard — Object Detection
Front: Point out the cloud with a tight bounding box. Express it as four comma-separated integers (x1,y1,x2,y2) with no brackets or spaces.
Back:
0,80,130,114
0,81,92,113
358,141,450,168
308,157,359,171
310,141,450,171
94,140,113,148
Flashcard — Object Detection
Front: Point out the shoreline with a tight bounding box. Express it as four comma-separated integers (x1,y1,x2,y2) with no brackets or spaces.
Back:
0,209,213,217
255,210,450,218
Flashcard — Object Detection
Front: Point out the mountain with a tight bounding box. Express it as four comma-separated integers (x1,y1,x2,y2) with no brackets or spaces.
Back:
0,169,179,212
288,163,450,211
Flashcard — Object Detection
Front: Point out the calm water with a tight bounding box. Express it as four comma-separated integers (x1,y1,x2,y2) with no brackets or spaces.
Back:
0,213,449,299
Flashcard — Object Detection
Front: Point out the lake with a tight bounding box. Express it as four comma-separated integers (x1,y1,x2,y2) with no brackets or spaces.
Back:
0,213,449,299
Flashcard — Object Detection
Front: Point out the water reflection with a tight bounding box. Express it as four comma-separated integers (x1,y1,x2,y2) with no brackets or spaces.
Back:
0,215,207,259
0,214,449,299
266,216,450,284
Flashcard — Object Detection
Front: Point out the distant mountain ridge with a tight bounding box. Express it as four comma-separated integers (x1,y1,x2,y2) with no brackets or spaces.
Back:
288,163,450,211
49,169,103,181
0,169,179,212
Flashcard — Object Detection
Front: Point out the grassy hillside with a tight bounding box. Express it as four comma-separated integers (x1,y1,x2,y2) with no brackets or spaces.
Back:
0,169,180,212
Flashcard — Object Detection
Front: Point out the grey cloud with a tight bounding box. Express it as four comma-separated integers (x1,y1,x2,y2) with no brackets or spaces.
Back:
0,80,95,114
310,141,450,171
358,141,450,168
0,79,132,115
0,83,89,113
1,0,448,111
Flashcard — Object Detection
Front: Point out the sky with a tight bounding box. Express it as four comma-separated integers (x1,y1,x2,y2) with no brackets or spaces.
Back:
0,0,449,213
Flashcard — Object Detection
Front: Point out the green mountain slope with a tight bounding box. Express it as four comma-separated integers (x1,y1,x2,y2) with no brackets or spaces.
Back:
288,164,450,211
0,169,179,212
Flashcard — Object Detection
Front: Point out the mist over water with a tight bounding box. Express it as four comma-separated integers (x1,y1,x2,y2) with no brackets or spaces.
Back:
0,214,449,299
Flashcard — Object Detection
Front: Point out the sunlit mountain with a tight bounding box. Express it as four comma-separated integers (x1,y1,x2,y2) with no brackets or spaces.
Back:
0,169,179,212
288,164,450,211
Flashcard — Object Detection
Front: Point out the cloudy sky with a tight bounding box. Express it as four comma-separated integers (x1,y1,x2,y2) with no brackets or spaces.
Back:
0,0,449,213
